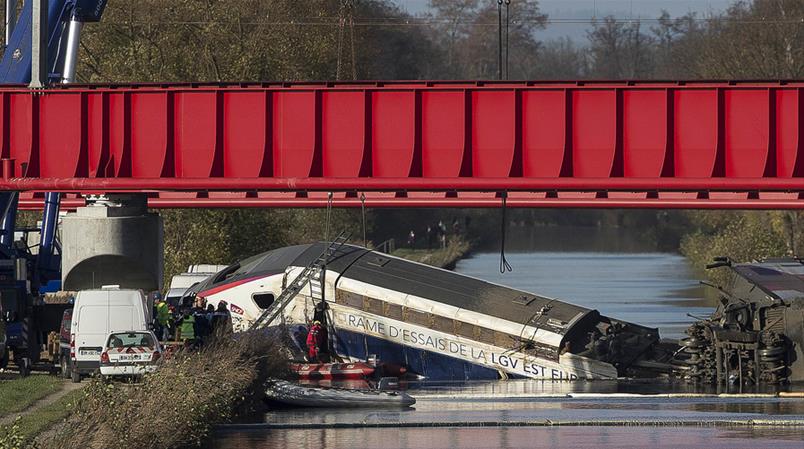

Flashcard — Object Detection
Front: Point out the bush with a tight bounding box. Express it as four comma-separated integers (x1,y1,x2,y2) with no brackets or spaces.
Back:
680,212,788,285
0,419,27,449
39,332,288,449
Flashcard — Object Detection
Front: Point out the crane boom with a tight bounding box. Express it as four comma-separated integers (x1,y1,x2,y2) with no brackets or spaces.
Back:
0,0,107,375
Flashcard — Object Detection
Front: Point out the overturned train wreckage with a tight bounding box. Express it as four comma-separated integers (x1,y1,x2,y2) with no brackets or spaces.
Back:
190,243,678,381
673,258,804,385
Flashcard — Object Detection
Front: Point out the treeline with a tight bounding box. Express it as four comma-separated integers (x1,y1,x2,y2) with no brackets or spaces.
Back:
63,0,804,282
423,0,803,80
79,0,803,83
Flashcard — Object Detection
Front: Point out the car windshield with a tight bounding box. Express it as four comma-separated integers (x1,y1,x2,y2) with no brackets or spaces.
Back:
107,332,155,349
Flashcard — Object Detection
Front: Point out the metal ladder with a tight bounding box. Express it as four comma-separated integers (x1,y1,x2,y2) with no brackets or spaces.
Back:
250,232,350,330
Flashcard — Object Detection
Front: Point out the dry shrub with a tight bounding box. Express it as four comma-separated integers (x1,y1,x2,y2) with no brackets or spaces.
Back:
40,332,288,449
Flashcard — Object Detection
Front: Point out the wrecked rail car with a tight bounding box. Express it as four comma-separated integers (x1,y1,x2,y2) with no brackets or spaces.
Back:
673,258,804,385
188,243,676,381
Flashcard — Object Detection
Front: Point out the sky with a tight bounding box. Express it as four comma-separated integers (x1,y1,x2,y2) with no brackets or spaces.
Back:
395,0,735,40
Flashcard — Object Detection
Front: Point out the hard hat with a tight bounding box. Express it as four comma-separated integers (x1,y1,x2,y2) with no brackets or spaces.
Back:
313,320,321,325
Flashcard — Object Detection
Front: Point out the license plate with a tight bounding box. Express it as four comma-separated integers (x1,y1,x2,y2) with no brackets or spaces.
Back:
118,354,142,361
79,349,99,356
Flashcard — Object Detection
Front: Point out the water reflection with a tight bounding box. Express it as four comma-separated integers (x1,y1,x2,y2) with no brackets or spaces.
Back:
258,391,804,428
499,225,666,254
208,427,804,449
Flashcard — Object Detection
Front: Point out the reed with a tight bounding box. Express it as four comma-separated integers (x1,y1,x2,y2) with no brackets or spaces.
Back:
38,331,288,449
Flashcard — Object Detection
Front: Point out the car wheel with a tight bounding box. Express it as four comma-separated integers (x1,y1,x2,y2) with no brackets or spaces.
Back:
71,366,81,383
60,356,70,379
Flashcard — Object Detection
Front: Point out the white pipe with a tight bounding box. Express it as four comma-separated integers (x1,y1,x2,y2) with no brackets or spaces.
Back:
4,0,15,47
61,18,82,83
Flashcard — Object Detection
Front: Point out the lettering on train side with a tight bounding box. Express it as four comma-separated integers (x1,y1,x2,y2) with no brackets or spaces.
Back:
341,312,573,378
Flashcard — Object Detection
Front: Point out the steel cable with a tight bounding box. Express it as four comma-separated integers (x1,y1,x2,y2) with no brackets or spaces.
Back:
499,191,512,274
325,191,333,245
360,192,367,248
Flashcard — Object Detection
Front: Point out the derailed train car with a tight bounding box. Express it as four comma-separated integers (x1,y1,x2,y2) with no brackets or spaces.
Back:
674,258,804,384
189,243,675,381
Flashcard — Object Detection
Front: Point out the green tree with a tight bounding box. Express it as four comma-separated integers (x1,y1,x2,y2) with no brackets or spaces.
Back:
161,209,290,282
79,0,441,82
680,212,789,284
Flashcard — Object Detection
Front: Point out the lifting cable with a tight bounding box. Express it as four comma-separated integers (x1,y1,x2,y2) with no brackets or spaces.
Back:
325,191,333,244
360,192,367,247
499,191,512,273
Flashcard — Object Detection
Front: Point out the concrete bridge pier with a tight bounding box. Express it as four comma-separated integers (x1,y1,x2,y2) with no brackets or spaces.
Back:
61,194,163,292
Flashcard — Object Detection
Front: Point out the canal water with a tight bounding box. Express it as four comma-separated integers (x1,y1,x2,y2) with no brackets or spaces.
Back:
455,223,715,340
208,228,804,449
455,251,712,339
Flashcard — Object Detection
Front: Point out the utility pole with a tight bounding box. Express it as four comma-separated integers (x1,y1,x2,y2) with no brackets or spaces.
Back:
497,0,502,80
29,0,48,88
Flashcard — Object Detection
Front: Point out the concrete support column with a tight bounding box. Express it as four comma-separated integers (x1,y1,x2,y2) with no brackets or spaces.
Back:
61,194,163,292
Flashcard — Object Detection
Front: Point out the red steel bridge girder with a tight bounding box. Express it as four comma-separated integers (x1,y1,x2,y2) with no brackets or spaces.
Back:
16,195,804,210
1,80,802,208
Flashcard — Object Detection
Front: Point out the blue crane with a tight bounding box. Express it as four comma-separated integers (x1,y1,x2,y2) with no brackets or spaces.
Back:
0,0,106,375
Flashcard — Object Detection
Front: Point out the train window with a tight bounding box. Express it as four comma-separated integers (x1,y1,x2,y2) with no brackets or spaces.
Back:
212,263,239,284
252,293,275,309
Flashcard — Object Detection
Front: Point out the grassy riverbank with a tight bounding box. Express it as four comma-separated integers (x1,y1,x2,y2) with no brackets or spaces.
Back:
6,333,289,449
0,387,84,447
393,237,472,270
0,376,87,448
0,376,63,419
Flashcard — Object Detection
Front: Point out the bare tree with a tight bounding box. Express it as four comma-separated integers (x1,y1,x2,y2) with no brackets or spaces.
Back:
428,0,546,79
588,16,655,79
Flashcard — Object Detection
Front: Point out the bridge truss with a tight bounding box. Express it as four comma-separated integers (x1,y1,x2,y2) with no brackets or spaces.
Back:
0,80,801,209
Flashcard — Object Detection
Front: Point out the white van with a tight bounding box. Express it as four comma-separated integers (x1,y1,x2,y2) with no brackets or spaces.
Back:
70,286,151,382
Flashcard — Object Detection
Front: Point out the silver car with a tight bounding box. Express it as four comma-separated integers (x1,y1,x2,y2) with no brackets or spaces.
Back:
99,330,162,379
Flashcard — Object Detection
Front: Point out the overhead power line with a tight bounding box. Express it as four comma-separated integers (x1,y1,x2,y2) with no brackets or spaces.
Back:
97,17,804,27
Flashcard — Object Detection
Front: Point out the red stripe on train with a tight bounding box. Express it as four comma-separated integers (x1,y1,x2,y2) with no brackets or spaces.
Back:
198,274,274,297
